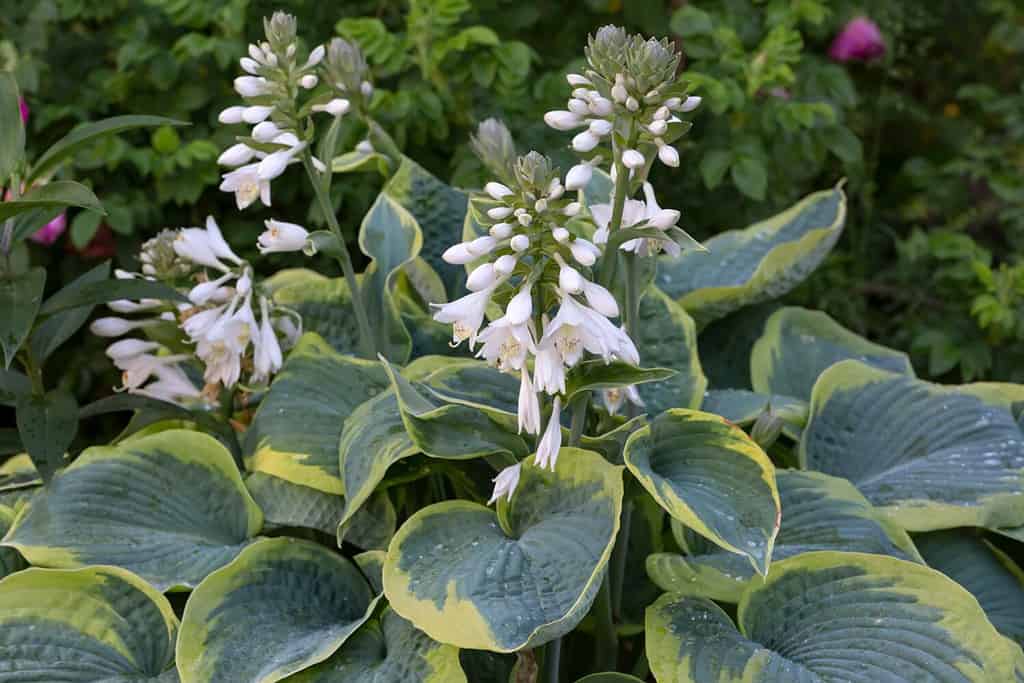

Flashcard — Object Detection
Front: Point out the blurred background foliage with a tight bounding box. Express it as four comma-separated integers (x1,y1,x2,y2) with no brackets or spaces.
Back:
2,0,1024,413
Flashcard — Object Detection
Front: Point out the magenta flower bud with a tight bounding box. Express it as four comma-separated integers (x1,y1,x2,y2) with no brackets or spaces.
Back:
29,213,67,246
19,98,29,124
829,17,886,63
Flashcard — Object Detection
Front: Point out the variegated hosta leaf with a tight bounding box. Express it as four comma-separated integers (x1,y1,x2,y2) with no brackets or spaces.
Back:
801,360,1024,530
916,529,1024,646
177,537,378,683
632,288,708,414
384,156,468,298
0,505,24,578
647,470,921,601
268,270,361,354
0,452,41,491
0,565,179,681
2,429,261,591
575,675,645,683
245,473,395,551
656,185,847,328
406,356,520,414
700,389,807,440
696,303,777,390
355,550,385,594
646,551,1022,682
624,409,780,575
283,608,467,683
245,333,391,494
751,306,913,401
384,448,623,652
382,360,530,460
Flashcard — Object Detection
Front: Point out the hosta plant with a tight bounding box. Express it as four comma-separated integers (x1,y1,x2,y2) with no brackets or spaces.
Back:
2,10,1024,683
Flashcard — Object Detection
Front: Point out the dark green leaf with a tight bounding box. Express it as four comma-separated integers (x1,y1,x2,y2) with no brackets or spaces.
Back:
29,261,110,361
39,273,185,316
565,360,675,402
0,267,45,368
0,73,24,182
699,149,732,189
730,157,767,200
15,388,78,482
1,181,104,228
0,369,31,406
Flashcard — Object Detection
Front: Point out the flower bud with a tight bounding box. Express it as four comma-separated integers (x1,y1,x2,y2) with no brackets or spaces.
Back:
622,149,645,169
106,338,161,360
563,202,581,217
517,212,533,227
442,243,476,264
90,317,153,337
568,98,590,116
360,81,374,97
565,163,593,191
611,74,628,103
589,119,613,136
654,105,670,121
251,121,282,142
510,235,530,252
544,110,584,131
490,222,513,239
658,143,680,168
648,119,668,136
494,254,518,274
506,286,533,325
242,105,274,124
234,76,270,97
466,262,497,291
572,130,600,152
566,73,592,87
681,95,702,112
552,227,570,242
589,97,613,117
626,96,639,111
258,219,309,254
569,238,599,266
468,235,498,256
218,106,246,124
257,148,295,180
218,143,257,167
664,97,682,109
487,206,513,220
485,182,514,200
648,209,681,229
299,74,318,89
305,44,326,68
559,265,584,294
534,198,548,213
583,281,619,317
751,408,784,449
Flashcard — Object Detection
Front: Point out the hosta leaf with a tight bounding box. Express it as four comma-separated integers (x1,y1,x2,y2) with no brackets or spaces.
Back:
382,360,529,461
245,333,390,494
3,429,261,591
177,537,378,683
696,303,777,390
916,529,1024,646
801,360,1024,530
624,409,780,575
384,156,468,297
358,190,421,363
700,389,807,434
0,565,179,681
406,356,519,413
269,270,360,354
647,470,920,601
355,550,385,594
565,360,675,402
0,505,25,578
751,306,913,401
656,186,846,328
0,453,41,491
633,288,707,414
384,448,622,652
284,608,467,683
0,267,45,369
576,675,645,683
645,551,1022,682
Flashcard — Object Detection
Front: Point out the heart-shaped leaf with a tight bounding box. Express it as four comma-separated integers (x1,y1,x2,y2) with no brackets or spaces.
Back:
647,470,921,601
624,409,780,575
916,529,1024,646
284,608,467,683
245,333,391,494
751,306,913,401
0,267,45,369
3,429,262,591
268,270,361,354
801,360,1024,530
384,448,623,652
656,186,846,328
632,288,707,414
646,551,1022,682
177,537,378,683
700,389,807,437
0,565,179,681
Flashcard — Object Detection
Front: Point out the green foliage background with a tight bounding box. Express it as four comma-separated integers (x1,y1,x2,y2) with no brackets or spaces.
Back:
3,0,1024,407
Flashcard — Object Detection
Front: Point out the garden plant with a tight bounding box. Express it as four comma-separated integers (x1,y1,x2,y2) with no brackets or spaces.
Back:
2,5,1024,683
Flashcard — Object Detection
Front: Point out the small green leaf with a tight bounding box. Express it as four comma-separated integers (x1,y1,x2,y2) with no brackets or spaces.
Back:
699,149,732,189
27,115,188,185
565,360,675,402
39,270,185,316
730,157,767,200
0,266,45,368
70,210,103,249
1,181,105,227
15,387,77,482
0,368,31,406
0,73,24,182
29,261,110,360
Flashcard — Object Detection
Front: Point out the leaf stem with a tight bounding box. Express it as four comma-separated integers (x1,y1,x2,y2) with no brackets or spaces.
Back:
300,151,378,359
597,119,638,286
610,498,633,619
568,391,588,446
543,637,562,683
592,571,618,671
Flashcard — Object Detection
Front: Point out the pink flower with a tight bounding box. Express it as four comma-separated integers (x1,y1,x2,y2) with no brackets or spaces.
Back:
829,17,885,63
29,213,67,246
19,98,28,124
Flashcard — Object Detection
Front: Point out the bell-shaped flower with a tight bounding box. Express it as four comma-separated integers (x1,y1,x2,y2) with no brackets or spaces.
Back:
91,317,158,337
534,337,566,395
105,338,161,361
476,315,534,372
252,297,284,383
258,219,309,254
488,463,522,505
431,285,496,349
218,143,258,167
506,285,533,325
220,163,271,209
602,384,644,416
517,367,541,435
535,397,563,471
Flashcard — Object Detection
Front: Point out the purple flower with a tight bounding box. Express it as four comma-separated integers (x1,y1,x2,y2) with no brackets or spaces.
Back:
18,97,28,124
29,213,67,246
829,17,885,63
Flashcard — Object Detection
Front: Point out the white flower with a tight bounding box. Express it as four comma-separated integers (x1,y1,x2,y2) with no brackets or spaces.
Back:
218,106,246,124
603,385,644,416
589,97,613,117
468,235,498,257
197,301,256,388
487,206,514,220
581,280,619,317
91,317,157,337
431,285,496,348
220,163,271,209
493,254,517,274
466,263,497,291
490,222,513,239
356,139,374,154
589,119,613,136
299,74,318,89
622,149,645,169
251,121,282,142
648,119,668,136
107,299,161,314
441,242,477,265
506,285,533,325
203,216,243,265
115,352,191,392
105,338,161,360
566,73,591,87
611,74,628,103
234,76,271,97
535,397,563,471
534,337,566,395
312,98,350,116
568,98,589,116
510,235,530,252
131,364,201,404
568,238,600,266
485,182,514,200
626,96,640,112
657,141,680,168
252,297,283,383
257,143,303,181
517,367,541,435
552,227,570,243
544,110,584,131
558,263,584,294
188,272,237,305
572,130,600,152
182,304,227,340
476,315,533,372
242,106,274,124
258,219,309,254
305,45,326,68
544,291,637,365
488,463,522,505
681,95,702,112
565,163,593,191
218,143,257,167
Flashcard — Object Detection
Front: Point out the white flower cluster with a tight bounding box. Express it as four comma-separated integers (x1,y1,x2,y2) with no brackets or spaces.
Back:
544,72,700,168
432,156,639,501
90,217,298,404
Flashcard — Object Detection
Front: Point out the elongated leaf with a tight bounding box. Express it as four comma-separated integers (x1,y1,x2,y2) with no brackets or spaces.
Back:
29,261,109,360
700,389,807,429
633,287,707,414
647,470,920,601
405,356,519,413
384,448,622,652
801,360,1024,530
0,369,30,406
27,115,188,185
0,181,104,225
245,333,390,494
285,608,467,683
0,453,41,492
3,429,262,591
15,387,77,481
0,267,45,368
177,537,378,683
624,409,780,575
0,505,25,578
565,359,675,403
751,306,913,401
656,186,846,328
645,551,1022,682
38,271,185,315
916,529,1024,646
0,565,179,681
0,73,24,182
